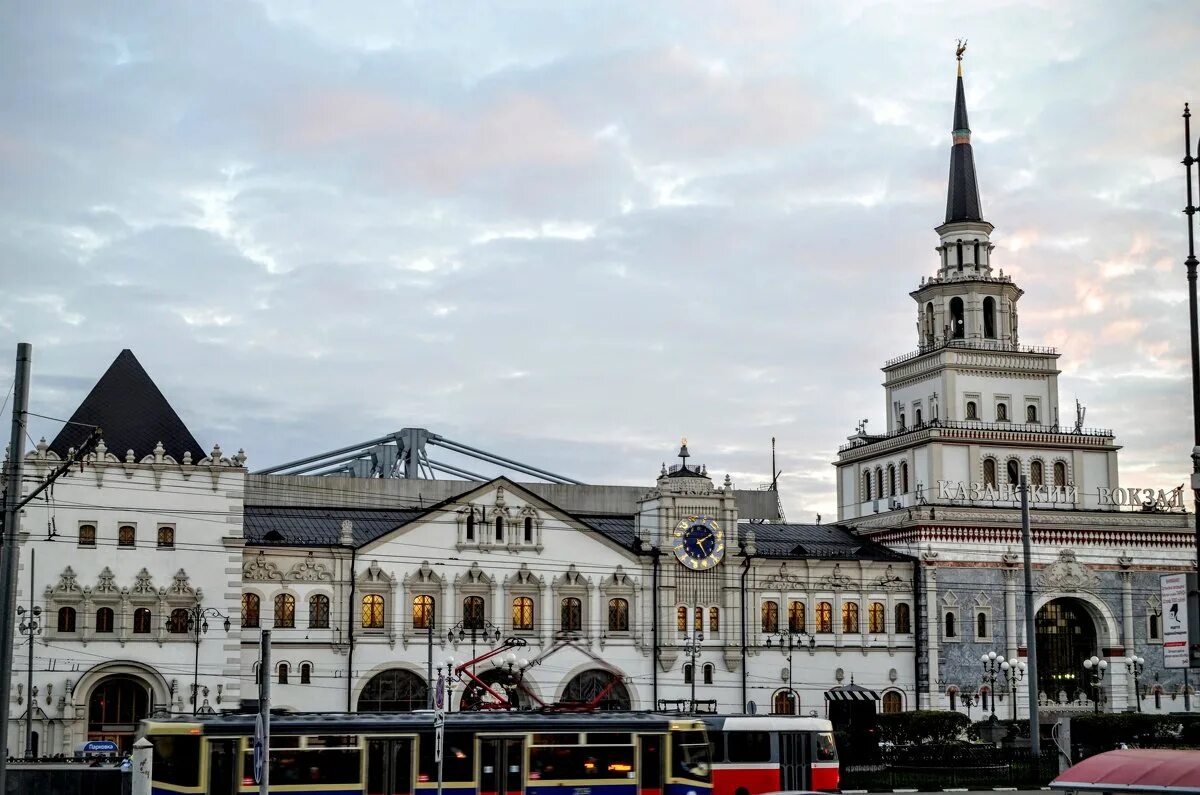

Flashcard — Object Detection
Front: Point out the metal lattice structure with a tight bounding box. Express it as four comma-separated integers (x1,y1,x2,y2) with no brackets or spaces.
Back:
256,427,582,485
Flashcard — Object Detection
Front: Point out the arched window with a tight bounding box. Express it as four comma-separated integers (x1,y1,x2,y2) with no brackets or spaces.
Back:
816,601,833,633
981,689,990,712
863,471,872,500
118,525,136,547
956,239,964,269
875,468,884,500
761,601,779,633
869,602,885,633
241,594,260,628
1054,461,1067,487
156,526,175,548
974,240,981,267
677,605,687,632
562,669,631,711
560,597,582,632
362,594,385,629
512,596,534,631
915,407,922,425
1027,404,1038,423
1007,459,1020,485
358,669,429,712
966,400,978,420
925,301,935,344
899,412,906,430
882,691,903,714
709,606,720,633
1031,460,1044,487
945,612,957,638
133,608,152,634
773,689,798,715
950,297,965,338
274,593,295,628
900,461,909,493
465,512,475,540
413,595,434,630
278,663,289,685
977,612,988,638
703,663,715,685
495,516,504,542
694,606,703,633
1150,613,1161,640
949,688,958,711
788,600,806,633
608,598,629,631
523,516,533,543
78,524,96,547
983,296,996,338
983,458,997,488
996,402,1008,422
888,465,896,497
95,607,114,633
842,602,860,633
895,603,911,634
463,596,485,629
300,663,311,684
683,663,693,685
168,608,190,634
309,594,330,629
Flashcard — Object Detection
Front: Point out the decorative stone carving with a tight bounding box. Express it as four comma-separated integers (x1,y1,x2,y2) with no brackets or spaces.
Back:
404,561,444,587
818,564,855,590
287,554,332,582
94,567,120,594
169,569,196,597
243,552,284,582
53,567,81,594
1036,549,1100,593
132,568,156,595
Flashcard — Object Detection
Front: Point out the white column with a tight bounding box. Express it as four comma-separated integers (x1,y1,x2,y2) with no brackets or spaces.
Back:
1004,569,1018,660
924,564,939,709
132,737,153,795
1121,570,1136,709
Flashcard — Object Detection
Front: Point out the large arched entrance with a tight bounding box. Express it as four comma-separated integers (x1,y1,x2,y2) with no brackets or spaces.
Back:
87,676,151,752
1035,598,1098,701
561,669,631,710
357,669,429,712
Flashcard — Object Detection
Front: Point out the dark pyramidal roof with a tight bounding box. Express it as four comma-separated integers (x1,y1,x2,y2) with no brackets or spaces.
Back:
945,70,984,224
49,349,204,461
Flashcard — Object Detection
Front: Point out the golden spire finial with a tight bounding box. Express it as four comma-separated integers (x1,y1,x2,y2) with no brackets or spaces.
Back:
956,39,967,77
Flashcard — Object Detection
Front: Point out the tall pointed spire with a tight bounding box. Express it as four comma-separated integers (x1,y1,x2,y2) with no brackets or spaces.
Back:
945,41,983,223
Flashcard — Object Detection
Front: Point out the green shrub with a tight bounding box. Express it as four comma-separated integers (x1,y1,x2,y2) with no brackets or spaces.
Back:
878,710,971,744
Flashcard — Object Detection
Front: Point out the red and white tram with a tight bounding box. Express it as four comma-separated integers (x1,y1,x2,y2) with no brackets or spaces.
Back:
701,715,839,795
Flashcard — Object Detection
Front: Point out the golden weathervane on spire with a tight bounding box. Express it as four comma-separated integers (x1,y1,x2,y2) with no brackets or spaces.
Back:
956,38,967,76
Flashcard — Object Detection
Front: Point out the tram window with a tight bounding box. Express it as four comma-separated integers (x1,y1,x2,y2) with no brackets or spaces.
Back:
708,730,725,762
529,745,636,780
726,730,771,763
671,730,712,782
586,733,631,744
268,736,302,748
151,735,200,788
306,735,358,748
242,748,362,785
533,733,579,745
418,731,473,782
815,732,838,761
640,734,663,789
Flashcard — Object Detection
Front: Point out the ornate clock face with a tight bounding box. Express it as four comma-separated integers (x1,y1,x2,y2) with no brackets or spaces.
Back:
672,515,725,570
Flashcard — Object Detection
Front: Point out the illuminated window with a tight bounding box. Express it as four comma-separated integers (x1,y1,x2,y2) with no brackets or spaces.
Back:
761,601,779,633
413,595,434,630
241,594,260,628
274,593,295,628
118,525,136,547
309,594,330,629
694,606,703,633
512,596,534,631
869,602,885,633
816,602,833,633
677,605,687,632
788,601,805,633
709,606,720,633
362,594,385,629
609,598,629,632
78,524,96,547
842,602,860,633
882,691,902,714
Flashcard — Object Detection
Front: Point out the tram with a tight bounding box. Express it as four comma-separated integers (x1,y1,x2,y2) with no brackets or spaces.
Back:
141,711,711,795
700,715,838,795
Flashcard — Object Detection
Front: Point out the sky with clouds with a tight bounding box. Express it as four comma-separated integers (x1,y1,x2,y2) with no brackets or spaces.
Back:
2,1,1198,520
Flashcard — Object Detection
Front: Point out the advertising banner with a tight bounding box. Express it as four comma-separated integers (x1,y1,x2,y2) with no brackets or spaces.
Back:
1161,573,1190,669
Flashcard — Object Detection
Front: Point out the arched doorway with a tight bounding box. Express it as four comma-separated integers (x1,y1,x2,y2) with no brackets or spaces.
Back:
561,669,630,710
1035,598,1098,702
88,676,151,752
772,688,798,715
357,669,429,712
460,668,532,711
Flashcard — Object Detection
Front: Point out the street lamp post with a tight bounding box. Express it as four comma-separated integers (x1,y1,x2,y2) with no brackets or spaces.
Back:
681,629,704,713
1179,104,1200,574
1000,657,1027,721
16,600,41,759
1083,656,1110,714
981,651,1025,721
446,620,503,675
436,657,456,713
1126,655,1146,713
766,629,816,714
980,651,1002,721
166,604,231,715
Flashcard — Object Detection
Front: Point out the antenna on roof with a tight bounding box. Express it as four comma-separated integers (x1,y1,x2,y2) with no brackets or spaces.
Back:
770,437,781,492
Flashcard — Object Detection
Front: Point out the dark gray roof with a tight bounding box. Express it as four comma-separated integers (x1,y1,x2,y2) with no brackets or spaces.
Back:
578,515,638,549
49,349,204,462
945,73,983,224
744,523,910,561
244,506,426,546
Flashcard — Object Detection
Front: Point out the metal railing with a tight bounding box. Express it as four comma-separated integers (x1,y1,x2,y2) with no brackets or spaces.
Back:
839,418,1114,454
840,746,1059,790
885,338,1059,368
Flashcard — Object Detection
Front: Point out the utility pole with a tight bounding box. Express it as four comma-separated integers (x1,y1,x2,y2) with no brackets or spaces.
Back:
0,342,32,793
1020,476,1040,756
1182,104,1200,575
257,630,271,795
21,548,38,758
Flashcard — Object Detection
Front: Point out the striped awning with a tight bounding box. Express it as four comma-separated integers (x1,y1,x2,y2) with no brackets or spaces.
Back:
825,683,880,701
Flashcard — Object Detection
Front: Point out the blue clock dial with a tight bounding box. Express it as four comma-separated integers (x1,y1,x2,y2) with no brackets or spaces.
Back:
672,515,725,570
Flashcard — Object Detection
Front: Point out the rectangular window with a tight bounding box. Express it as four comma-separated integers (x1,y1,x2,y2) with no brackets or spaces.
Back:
242,749,362,785
151,736,201,788
419,731,475,782
157,526,175,548
118,525,136,547
78,524,96,547
727,731,771,763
